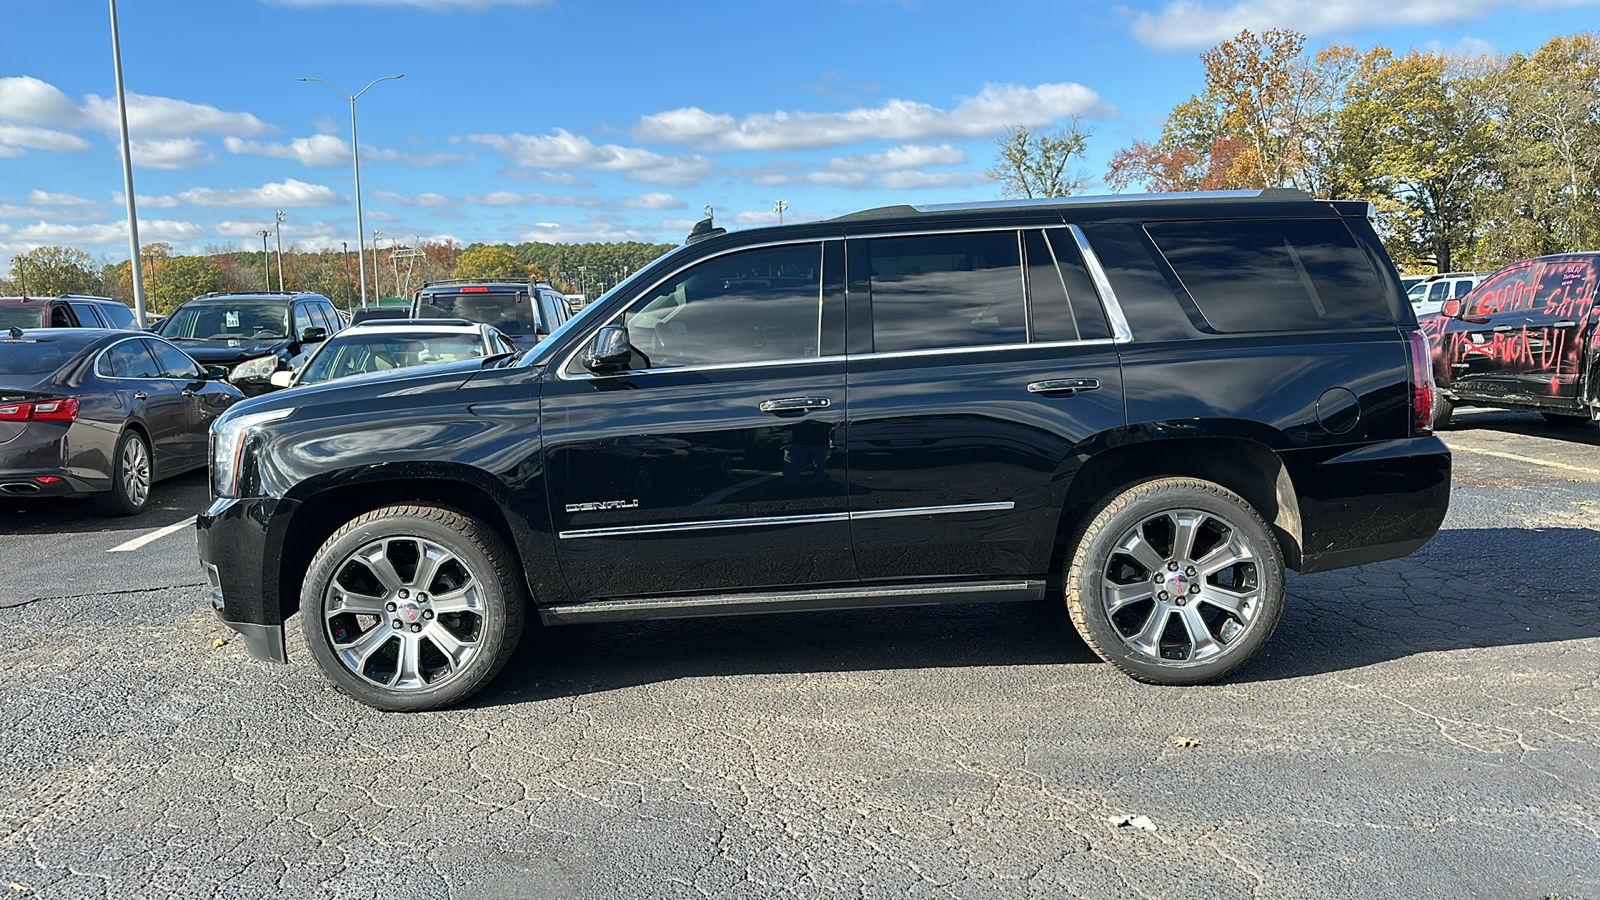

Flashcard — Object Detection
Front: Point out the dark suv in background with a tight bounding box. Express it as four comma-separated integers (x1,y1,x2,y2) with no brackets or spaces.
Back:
0,295,138,330
154,291,344,395
200,189,1450,710
412,279,570,346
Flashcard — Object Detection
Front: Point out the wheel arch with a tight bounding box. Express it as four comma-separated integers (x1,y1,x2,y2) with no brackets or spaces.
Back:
1054,436,1304,574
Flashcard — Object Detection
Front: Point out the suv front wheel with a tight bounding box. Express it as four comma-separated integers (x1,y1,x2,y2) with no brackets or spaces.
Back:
1066,477,1285,685
301,504,526,711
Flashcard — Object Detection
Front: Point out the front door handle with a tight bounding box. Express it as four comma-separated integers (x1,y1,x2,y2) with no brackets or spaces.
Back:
1027,378,1101,395
1492,325,1515,333
1552,320,1578,328
181,389,196,397
759,396,830,413
133,391,148,401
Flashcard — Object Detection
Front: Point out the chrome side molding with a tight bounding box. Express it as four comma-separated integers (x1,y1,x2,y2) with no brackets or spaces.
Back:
538,579,1047,625
558,500,1015,540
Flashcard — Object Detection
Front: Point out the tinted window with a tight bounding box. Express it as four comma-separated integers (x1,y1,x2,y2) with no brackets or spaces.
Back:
50,305,72,327
420,290,538,336
1147,218,1392,332
97,302,135,329
614,243,822,368
1453,280,1475,299
145,339,200,379
102,339,160,378
0,303,49,329
68,302,106,327
1428,282,1448,302
867,231,1024,352
0,339,82,375
1029,230,1112,342
293,304,315,339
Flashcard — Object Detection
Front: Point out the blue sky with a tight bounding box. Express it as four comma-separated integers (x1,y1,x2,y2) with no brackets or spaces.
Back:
1,0,1594,269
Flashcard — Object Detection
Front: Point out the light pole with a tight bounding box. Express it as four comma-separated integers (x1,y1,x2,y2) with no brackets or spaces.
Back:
372,230,383,299
579,265,587,301
273,210,286,291
341,241,353,306
298,74,404,307
256,230,270,291
773,199,787,225
108,0,147,327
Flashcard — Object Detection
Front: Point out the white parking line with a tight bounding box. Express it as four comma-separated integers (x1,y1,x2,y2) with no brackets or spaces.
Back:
1451,444,1600,477
108,516,198,553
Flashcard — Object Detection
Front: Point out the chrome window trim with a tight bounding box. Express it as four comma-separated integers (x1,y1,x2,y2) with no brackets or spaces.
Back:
92,335,185,381
559,500,1015,540
848,338,1116,362
1067,224,1135,343
557,236,842,382
564,353,848,380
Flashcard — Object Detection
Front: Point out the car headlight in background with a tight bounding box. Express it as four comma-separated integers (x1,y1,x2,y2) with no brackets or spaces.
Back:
209,407,292,499
230,355,279,381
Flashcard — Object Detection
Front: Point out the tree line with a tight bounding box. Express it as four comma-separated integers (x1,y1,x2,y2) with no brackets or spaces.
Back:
990,30,1599,274
2,239,676,316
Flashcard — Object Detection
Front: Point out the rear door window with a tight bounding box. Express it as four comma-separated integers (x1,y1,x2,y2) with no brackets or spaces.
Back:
97,302,135,329
1429,282,1449,302
1146,218,1393,332
101,339,160,378
1453,280,1475,299
50,305,73,327
145,339,201,379
865,231,1025,352
68,302,106,327
1029,230,1113,342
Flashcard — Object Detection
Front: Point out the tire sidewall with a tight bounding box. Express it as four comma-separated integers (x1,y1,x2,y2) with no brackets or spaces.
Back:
1068,479,1285,685
301,508,516,712
96,430,150,516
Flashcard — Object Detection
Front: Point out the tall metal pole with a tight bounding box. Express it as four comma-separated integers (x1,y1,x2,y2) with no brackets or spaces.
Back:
298,75,403,308
774,199,787,225
273,210,286,291
108,0,147,327
256,230,270,290
372,230,382,300
341,241,352,307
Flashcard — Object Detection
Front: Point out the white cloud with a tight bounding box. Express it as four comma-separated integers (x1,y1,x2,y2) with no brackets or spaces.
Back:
1128,0,1599,51
0,77,84,127
1425,36,1498,56
0,145,21,159
0,218,209,249
633,83,1114,152
370,190,455,208
515,217,659,244
620,192,685,210
225,134,349,166
129,137,214,170
82,92,273,137
27,190,97,207
215,219,343,240
825,144,966,172
112,191,181,209
748,164,985,191
500,169,594,187
463,191,602,207
465,128,716,186
0,125,91,152
178,178,344,208
879,170,986,190
363,147,475,166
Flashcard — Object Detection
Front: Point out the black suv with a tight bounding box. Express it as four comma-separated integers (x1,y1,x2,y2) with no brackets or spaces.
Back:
412,279,570,346
0,295,138,330
200,190,1451,711
154,291,344,395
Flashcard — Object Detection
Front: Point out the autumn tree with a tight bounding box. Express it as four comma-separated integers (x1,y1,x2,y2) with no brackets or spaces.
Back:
9,246,100,296
986,119,1093,198
454,245,528,280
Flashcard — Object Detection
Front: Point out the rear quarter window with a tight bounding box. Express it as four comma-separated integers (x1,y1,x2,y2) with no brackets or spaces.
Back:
1146,218,1394,333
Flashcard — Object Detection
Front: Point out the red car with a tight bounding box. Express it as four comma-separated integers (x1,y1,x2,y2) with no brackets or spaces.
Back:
1422,253,1599,428
0,295,139,330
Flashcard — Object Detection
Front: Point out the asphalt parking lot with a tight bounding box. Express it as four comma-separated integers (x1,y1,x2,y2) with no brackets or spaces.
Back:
2,409,1597,899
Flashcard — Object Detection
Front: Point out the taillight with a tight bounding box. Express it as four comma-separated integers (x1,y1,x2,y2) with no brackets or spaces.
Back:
0,399,79,423
1404,328,1433,437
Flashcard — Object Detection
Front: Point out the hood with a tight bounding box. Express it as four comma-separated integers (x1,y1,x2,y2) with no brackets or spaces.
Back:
164,337,287,364
225,355,504,420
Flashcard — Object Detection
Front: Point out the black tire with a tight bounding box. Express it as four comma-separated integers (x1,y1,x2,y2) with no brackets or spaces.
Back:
1065,477,1285,685
1430,391,1454,430
1540,411,1592,427
301,504,526,711
92,429,152,516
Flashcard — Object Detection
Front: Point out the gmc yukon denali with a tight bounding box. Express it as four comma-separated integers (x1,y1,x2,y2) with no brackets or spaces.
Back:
198,190,1452,710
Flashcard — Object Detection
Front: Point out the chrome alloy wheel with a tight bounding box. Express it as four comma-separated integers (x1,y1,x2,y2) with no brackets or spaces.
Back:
122,437,150,507
322,535,486,692
1100,508,1262,664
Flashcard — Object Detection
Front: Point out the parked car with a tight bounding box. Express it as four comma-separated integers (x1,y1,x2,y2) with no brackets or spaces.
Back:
200,189,1450,711
348,307,413,326
1407,272,1486,316
270,319,516,389
152,291,343,396
412,279,570,346
1420,252,1598,428
0,295,138,330
1,328,242,515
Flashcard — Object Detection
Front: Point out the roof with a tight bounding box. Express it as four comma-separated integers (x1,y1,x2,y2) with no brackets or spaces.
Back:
182,291,327,304
337,319,484,335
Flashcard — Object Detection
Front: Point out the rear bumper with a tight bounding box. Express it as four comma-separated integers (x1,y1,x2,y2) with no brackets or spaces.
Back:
198,495,297,663
1287,435,1451,573
0,466,102,497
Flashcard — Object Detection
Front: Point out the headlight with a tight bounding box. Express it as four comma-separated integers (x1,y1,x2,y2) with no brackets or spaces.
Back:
209,408,292,499
230,355,279,381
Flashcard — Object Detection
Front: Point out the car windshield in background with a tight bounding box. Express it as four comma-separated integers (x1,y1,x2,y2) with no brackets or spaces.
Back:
419,292,538,337
0,339,81,375
0,304,49,329
160,303,290,341
297,332,486,385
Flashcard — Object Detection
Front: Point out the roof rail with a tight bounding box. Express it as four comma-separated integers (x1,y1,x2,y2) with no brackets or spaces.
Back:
904,188,1313,215
418,278,533,289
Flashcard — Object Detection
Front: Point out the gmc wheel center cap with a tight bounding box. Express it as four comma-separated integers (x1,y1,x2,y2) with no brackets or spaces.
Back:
397,600,424,623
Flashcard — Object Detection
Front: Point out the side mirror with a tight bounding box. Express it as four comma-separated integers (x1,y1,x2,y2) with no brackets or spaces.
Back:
1440,299,1462,319
583,326,636,372
269,371,294,389
300,326,327,344
203,365,230,381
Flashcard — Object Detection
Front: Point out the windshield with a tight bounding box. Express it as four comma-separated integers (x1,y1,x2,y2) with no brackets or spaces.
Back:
159,302,290,341
0,304,49,329
0,338,81,375
297,331,486,385
419,291,539,337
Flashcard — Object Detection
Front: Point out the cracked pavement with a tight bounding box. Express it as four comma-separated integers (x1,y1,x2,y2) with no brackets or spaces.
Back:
1,409,1597,898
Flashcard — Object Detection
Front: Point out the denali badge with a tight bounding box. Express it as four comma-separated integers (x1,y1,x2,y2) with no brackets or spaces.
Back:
564,499,640,513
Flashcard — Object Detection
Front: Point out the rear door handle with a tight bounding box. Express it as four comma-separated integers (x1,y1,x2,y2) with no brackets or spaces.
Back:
1492,325,1515,333
1553,320,1578,328
134,391,148,400
181,389,196,397
1027,378,1100,395
759,396,831,413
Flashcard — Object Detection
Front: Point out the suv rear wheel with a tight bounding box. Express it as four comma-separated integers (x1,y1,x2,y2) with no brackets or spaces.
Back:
1066,477,1285,685
301,504,525,711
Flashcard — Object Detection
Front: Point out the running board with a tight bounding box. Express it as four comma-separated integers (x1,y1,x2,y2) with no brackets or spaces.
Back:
538,579,1047,626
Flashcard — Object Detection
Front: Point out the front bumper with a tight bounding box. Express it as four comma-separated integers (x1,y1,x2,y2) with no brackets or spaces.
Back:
198,495,298,664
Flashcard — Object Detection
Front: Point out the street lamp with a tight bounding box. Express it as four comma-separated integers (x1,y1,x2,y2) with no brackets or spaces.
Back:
256,230,270,291
273,210,286,291
372,230,383,300
773,199,787,225
298,74,404,307
108,0,147,327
